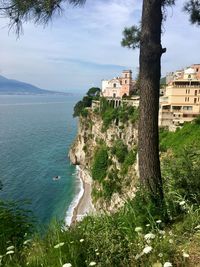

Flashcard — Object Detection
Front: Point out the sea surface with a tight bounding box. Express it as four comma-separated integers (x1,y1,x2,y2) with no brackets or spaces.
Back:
0,95,80,226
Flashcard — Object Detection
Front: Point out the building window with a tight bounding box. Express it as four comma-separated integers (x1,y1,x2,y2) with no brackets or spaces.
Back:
194,98,197,104
185,97,187,102
125,74,127,78
186,89,187,94
188,74,191,79
125,80,127,84
113,83,116,88
195,90,197,96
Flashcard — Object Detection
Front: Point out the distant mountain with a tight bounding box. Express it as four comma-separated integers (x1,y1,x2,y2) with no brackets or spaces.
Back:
0,75,64,95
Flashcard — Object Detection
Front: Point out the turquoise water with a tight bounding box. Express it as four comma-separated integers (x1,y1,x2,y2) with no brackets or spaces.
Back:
0,95,79,225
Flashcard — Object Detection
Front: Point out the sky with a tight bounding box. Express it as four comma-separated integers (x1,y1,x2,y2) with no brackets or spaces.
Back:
0,0,199,93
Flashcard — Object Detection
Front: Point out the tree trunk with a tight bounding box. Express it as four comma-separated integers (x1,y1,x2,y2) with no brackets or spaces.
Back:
138,0,164,205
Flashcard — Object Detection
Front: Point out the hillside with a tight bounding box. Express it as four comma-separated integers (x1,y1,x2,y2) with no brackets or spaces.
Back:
0,75,59,95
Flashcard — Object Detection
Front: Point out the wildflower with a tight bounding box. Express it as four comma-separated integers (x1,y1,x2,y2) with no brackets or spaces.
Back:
23,239,32,245
7,246,14,251
95,249,98,252
135,253,143,260
195,225,200,229
146,224,150,227
89,262,96,266
179,201,186,206
96,252,100,256
182,252,189,258
6,250,14,255
144,233,155,240
143,246,152,254
54,242,65,248
158,230,165,235
169,239,173,244
156,220,162,224
80,239,84,243
163,262,172,267
62,264,72,267
169,231,173,236
158,253,163,258
135,227,142,232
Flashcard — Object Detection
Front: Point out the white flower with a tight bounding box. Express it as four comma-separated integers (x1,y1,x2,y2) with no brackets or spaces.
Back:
135,227,142,232
95,249,98,252
6,250,14,255
163,262,172,267
7,246,14,251
80,239,84,243
144,233,155,240
23,239,32,245
146,224,150,227
183,252,189,258
156,220,162,224
158,230,165,235
89,262,96,266
62,263,72,267
54,242,65,248
195,225,200,229
96,252,99,256
143,246,152,254
135,253,143,260
179,201,186,206
169,239,173,244
158,253,163,257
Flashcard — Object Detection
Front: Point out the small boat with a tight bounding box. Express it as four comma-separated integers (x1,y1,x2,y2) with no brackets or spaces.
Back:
53,176,61,181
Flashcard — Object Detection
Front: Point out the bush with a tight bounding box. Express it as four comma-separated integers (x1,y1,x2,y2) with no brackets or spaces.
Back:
111,140,128,163
91,145,109,181
0,200,34,252
121,149,137,175
162,147,200,205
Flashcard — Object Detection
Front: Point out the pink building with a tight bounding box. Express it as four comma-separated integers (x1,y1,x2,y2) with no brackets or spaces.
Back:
102,70,135,98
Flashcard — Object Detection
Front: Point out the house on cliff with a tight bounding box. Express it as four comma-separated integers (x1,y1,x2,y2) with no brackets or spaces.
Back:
101,70,136,98
159,66,200,128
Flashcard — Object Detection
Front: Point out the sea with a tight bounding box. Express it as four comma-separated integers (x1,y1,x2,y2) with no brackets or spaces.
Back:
0,94,81,226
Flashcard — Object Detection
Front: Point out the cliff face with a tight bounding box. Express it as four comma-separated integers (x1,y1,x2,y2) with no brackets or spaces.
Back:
69,108,138,212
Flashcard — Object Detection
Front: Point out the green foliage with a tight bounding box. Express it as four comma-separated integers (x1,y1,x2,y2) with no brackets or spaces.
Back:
86,87,100,97
162,147,200,205
91,145,108,182
73,87,100,117
184,0,200,25
100,98,138,130
159,121,200,152
121,25,140,49
111,140,128,163
121,149,137,175
0,200,34,253
101,169,121,200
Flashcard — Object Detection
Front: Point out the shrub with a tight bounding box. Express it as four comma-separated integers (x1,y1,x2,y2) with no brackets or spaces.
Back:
121,149,137,175
111,140,128,163
91,145,108,181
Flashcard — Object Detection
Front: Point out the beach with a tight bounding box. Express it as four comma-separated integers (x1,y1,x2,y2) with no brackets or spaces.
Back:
70,166,94,225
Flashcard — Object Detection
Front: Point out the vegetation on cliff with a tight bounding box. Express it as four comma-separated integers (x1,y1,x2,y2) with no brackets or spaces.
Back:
73,88,100,117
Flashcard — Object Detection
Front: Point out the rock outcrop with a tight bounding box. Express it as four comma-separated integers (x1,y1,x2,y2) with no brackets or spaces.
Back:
69,108,138,212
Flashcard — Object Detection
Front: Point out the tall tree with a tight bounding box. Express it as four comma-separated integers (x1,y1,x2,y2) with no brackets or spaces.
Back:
0,0,199,206
122,0,199,207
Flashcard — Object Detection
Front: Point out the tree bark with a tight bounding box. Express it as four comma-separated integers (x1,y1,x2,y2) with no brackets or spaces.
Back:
138,0,164,205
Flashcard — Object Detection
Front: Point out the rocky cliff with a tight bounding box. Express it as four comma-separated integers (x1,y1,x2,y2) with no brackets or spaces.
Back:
69,107,139,212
